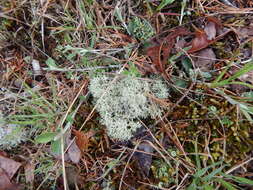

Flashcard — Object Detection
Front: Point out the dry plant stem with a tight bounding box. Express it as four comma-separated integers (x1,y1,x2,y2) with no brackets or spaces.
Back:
54,80,89,141
225,157,253,174
42,65,122,72
113,147,157,157
119,143,140,190
36,173,53,190
175,173,189,190
166,121,187,158
35,80,88,190
138,181,176,190
145,126,195,172
61,129,68,190
205,127,215,163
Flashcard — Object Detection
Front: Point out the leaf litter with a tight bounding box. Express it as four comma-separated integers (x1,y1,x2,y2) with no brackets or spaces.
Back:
0,156,21,190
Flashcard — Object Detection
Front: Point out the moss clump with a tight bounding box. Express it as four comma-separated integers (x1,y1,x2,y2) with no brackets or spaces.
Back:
89,75,169,140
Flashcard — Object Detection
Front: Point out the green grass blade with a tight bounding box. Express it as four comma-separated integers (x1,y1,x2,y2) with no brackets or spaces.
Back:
157,0,176,11
232,176,253,185
216,178,238,190
35,132,57,144
204,184,215,190
195,161,223,178
203,165,227,181
226,62,253,82
211,62,253,88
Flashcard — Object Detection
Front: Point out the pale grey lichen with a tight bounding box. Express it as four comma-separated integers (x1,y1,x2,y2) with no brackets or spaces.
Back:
89,75,169,140
0,113,27,149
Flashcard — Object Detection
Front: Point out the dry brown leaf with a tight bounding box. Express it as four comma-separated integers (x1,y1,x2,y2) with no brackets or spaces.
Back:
206,16,222,27
146,27,190,73
237,26,253,39
0,168,21,190
188,30,210,53
0,155,21,179
67,138,81,164
194,48,216,71
134,141,154,176
24,162,35,184
73,129,95,151
189,17,223,53
204,22,216,40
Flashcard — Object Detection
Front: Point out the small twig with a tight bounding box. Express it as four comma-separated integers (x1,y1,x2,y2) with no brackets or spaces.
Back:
220,0,237,8
119,142,140,190
225,157,253,174
42,65,122,72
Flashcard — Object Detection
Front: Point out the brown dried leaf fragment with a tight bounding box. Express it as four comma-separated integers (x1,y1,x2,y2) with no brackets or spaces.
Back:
146,27,190,73
0,168,21,190
67,139,81,164
204,21,217,40
73,129,95,151
188,29,210,53
0,155,21,179
194,48,216,72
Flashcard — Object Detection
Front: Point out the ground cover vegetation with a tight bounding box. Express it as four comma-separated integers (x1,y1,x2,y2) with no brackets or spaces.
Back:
0,0,253,189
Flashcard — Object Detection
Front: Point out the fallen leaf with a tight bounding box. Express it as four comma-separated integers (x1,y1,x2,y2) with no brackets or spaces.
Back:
73,129,95,151
189,17,224,53
0,168,21,190
194,48,216,71
146,27,190,73
188,29,209,53
189,28,233,53
204,21,216,40
206,16,222,27
237,26,253,39
134,140,154,176
146,45,163,73
66,135,81,164
24,162,35,184
0,155,21,179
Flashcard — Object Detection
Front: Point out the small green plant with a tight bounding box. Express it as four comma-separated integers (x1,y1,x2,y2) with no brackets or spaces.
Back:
122,62,141,77
187,160,253,190
210,62,253,89
0,113,27,149
89,75,169,140
156,0,176,11
5,77,69,151
128,17,155,41
187,144,253,190
151,159,176,188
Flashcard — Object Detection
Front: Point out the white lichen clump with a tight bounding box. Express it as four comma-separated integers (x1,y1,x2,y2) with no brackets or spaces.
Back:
0,113,27,149
89,75,169,140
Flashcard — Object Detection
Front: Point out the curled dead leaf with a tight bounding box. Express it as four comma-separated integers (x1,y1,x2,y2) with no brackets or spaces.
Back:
194,48,216,72
73,129,95,151
0,155,21,179
204,22,216,40
146,27,190,73
67,139,81,164
0,168,21,190
188,30,210,53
